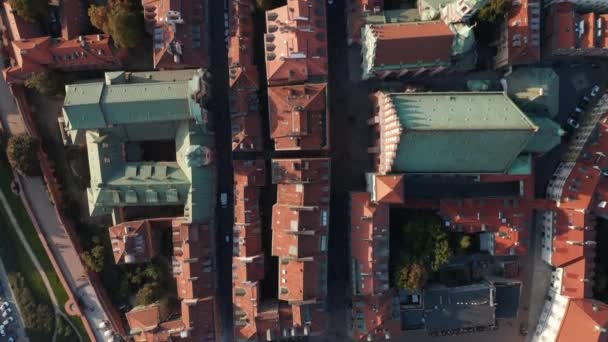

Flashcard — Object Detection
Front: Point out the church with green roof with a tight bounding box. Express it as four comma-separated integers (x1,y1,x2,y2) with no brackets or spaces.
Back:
60,69,215,223
367,91,562,176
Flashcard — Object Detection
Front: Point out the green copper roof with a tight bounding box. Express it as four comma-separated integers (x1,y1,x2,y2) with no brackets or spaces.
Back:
64,70,215,223
390,92,537,174
63,69,205,130
506,67,560,118
524,116,564,154
364,8,421,24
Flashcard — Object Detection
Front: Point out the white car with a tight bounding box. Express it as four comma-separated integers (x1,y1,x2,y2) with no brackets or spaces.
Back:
2,316,14,325
0,327,5,337
98,320,109,329
591,85,601,97
0,302,9,311
567,117,580,129
2,308,11,317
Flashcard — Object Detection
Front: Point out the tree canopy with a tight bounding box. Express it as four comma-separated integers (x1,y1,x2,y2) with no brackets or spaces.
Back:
25,72,66,97
390,211,455,290
8,0,46,22
476,0,511,23
396,260,428,291
6,134,39,176
81,244,105,273
88,0,144,49
135,282,161,306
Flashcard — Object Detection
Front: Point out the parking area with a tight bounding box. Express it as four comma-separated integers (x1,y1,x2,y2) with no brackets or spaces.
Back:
0,261,28,342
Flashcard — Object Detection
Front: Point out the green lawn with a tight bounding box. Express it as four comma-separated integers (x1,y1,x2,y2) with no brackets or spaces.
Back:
0,159,89,341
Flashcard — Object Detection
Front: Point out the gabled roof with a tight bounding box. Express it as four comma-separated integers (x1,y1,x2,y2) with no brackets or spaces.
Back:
557,299,608,342
363,21,454,68
372,91,538,174
264,0,328,85
268,83,328,151
125,304,161,333
142,0,207,69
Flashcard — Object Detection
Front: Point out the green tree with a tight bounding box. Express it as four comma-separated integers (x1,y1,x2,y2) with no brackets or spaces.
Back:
88,5,110,32
135,282,160,306
6,134,39,176
56,316,76,340
25,72,66,97
8,0,46,22
88,0,144,49
459,235,472,251
8,274,54,336
81,245,105,273
432,235,453,271
476,0,511,23
396,261,428,291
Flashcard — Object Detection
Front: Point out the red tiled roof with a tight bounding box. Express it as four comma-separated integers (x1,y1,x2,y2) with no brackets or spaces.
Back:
352,292,401,342
557,299,608,342
264,0,328,85
142,0,207,69
2,1,40,40
125,305,161,333
368,21,454,67
439,196,532,256
108,218,166,264
268,83,328,151
345,0,384,45
498,0,541,66
561,257,594,299
233,281,261,340
543,2,576,55
374,174,405,204
278,256,326,303
271,158,330,184
120,218,217,341
350,191,390,296
61,0,85,39
234,159,266,187
4,34,121,83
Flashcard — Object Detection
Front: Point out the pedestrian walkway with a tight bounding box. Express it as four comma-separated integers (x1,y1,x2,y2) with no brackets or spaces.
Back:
19,177,109,342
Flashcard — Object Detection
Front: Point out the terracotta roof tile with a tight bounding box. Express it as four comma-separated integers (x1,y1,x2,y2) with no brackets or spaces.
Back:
142,0,207,69
557,299,608,342
368,21,454,67
350,192,390,296
268,83,328,151
374,174,405,204
264,0,328,85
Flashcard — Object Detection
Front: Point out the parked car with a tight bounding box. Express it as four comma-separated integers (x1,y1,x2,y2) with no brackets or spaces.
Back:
0,302,10,311
591,85,601,97
99,320,109,329
0,327,5,337
574,106,584,115
567,117,580,129
3,316,14,326
220,193,228,208
2,308,12,317
7,336,14,342
602,169,608,177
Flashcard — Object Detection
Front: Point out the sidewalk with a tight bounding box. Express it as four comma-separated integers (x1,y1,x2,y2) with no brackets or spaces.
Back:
20,175,109,342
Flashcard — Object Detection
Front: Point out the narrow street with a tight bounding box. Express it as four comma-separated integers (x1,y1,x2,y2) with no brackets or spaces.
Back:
325,0,373,339
208,0,234,340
